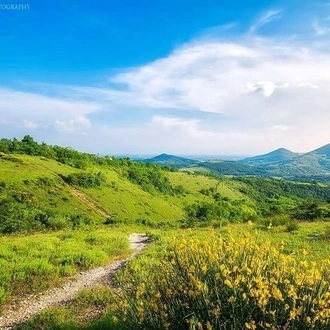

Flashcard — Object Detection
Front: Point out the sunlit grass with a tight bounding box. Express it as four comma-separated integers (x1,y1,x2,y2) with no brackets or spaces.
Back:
0,229,130,307
18,222,330,329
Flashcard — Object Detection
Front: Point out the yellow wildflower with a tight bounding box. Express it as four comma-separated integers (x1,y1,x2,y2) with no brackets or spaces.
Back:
245,320,256,329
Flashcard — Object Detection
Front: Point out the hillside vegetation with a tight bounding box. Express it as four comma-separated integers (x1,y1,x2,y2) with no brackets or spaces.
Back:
1,136,330,235
0,148,243,233
2,136,330,328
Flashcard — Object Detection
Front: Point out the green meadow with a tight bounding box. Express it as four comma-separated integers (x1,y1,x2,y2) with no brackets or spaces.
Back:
18,222,330,330
0,229,130,306
1,137,330,329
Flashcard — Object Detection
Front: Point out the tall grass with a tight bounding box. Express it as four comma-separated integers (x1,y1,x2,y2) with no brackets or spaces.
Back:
0,229,130,307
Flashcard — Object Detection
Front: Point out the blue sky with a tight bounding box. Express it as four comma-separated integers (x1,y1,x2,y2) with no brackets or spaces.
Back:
1,0,330,155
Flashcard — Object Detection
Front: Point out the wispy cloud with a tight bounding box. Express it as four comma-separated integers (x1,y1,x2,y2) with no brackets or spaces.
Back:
249,9,282,34
0,88,100,135
312,19,330,36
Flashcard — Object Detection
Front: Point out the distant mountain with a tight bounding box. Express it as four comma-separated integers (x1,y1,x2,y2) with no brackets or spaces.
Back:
310,143,330,157
140,153,199,168
140,144,330,182
242,148,300,165
141,154,265,176
278,144,330,177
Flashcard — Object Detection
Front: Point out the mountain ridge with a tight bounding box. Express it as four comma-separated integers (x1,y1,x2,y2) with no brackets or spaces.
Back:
142,143,330,181
242,148,301,165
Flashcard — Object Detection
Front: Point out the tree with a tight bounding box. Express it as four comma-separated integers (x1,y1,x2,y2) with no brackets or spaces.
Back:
0,139,11,153
20,135,40,155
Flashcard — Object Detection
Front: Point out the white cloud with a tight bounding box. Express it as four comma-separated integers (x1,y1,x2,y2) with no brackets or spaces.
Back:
297,82,319,89
23,120,38,129
249,10,282,34
3,31,330,154
246,81,278,97
111,38,330,119
98,36,330,153
54,117,90,134
0,88,100,134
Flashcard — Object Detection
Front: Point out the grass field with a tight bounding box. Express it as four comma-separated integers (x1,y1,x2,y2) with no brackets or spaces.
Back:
2,150,330,328
0,228,131,308
18,221,330,329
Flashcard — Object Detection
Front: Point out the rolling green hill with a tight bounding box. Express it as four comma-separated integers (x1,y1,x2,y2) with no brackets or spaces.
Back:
140,153,199,168
0,137,254,233
242,148,300,165
0,153,214,231
274,144,330,179
2,136,330,235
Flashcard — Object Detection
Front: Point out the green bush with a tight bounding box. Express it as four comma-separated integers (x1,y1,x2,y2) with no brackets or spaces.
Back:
104,214,124,225
63,172,106,188
258,215,290,230
37,177,55,187
285,220,299,233
126,165,176,195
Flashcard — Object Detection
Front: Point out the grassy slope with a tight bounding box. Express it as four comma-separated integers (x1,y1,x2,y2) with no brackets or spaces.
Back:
0,155,102,220
167,172,243,200
0,153,250,305
0,154,246,225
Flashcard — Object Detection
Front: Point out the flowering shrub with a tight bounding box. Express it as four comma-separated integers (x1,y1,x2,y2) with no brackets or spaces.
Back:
115,234,330,329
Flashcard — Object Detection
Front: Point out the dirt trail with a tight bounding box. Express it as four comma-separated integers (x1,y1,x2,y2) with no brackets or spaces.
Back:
37,163,110,219
0,233,148,329
68,186,109,218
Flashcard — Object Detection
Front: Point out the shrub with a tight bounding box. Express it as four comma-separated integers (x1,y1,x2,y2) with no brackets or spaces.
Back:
184,201,223,223
62,171,106,188
126,166,175,195
46,216,68,231
104,214,124,225
285,220,299,233
324,226,330,240
115,236,330,329
37,177,55,187
258,215,290,230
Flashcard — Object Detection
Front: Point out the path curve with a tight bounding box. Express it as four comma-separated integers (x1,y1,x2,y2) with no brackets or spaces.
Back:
0,233,148,329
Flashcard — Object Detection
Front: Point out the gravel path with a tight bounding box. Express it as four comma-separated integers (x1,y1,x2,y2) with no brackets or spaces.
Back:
0,233,148,329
